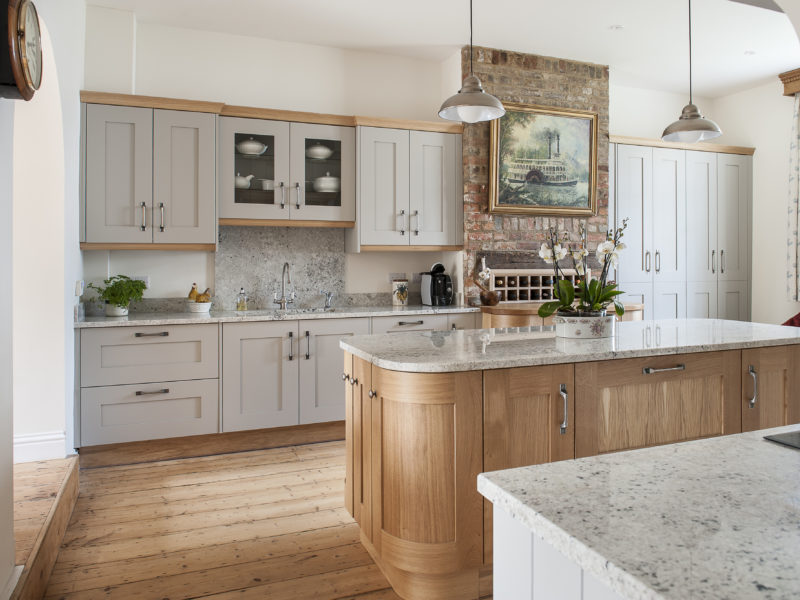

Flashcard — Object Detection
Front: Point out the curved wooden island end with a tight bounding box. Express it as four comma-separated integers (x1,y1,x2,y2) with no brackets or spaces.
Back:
481,302,644,328
345,355,485,599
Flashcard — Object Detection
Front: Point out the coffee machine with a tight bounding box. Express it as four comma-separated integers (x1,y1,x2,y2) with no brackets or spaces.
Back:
421,263,453,306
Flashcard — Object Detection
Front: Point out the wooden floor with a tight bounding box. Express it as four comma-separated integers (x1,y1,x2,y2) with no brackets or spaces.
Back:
44,440,400,599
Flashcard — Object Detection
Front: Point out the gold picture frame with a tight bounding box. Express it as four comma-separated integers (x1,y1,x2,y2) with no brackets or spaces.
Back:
489,102,598,216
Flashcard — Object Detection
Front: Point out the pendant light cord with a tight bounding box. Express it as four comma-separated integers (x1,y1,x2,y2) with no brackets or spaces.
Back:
469,0,474,75
688,0,693,105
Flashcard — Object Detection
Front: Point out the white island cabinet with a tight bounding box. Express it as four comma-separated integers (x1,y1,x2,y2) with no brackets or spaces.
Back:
479,425,800,600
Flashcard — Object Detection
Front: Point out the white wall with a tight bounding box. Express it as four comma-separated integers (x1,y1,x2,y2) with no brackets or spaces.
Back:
82,6,463,300
12,0,85,461
710,79,797,324
0,101,18,598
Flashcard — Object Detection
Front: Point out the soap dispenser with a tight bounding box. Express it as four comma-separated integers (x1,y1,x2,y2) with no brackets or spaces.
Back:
236,288,248,312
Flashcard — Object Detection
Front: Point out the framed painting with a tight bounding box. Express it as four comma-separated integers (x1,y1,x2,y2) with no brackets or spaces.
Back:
489,102,598,216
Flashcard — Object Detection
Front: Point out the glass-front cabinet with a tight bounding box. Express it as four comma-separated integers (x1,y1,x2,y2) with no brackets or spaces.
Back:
219,117,354,223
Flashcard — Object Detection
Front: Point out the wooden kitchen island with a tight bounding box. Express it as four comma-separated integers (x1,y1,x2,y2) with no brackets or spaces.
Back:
340,320,800,600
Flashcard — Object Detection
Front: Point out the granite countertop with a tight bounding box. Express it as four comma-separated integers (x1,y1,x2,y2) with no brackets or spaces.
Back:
478,425,800,600
340,319,800,372
74,304,479,329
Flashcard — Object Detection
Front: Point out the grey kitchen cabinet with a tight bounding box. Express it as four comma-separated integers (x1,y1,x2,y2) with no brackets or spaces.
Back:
299,318,370,424
83,103,217,245
222,317,370,432
370,313,449,334
222,321,299,432
80,379,219,446
218,116,355,223
346,126,462,250
78,323,220,446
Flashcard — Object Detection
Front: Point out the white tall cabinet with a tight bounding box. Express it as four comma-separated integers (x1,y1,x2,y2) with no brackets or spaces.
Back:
613,143,751,322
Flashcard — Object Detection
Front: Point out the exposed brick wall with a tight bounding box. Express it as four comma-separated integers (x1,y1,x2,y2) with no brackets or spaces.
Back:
462,46,610,296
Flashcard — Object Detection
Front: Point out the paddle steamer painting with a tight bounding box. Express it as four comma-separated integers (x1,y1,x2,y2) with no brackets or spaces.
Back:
489,102,598,216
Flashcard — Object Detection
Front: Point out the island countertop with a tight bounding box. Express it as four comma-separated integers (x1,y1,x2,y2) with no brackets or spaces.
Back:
478,425,800,600
340,318,800,373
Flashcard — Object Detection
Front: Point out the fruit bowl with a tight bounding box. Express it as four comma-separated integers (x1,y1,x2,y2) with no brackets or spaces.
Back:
187,301,212,313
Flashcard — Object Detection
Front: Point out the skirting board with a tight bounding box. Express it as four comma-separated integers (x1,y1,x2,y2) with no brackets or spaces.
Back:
13,432,66,464
0,567,22,600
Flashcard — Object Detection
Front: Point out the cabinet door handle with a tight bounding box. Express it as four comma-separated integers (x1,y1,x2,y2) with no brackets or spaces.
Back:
644,251,651,273
559,384,568,434
720,249,725,274
655,250,661,274
279,182,286,209
350,377,359,386
342,372,350,382
748,365,758,408
398,209,406,236
712,250,716,274
295,182,302,209
304,330,310,360
159,202,165,232
135,331,169,337
643,364,685,375
140,202,147,231
413,209,420,236
368,389,376,398
288,331,294,361
135,388,169,396
398,320,424,326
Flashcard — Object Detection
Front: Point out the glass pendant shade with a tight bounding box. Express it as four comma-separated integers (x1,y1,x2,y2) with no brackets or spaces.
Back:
662,103,722,143
438,74,506,123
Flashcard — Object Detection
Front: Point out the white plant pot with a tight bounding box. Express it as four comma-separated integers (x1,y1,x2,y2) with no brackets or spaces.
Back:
105,304,129,317
553,315,615,338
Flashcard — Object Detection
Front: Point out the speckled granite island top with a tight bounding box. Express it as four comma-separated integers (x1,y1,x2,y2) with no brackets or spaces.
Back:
340,318,800,372
478,425,800,600
74,304,478,328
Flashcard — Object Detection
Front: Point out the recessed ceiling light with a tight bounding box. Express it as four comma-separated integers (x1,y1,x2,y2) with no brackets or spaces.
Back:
609,24,624,31
744,49,756,56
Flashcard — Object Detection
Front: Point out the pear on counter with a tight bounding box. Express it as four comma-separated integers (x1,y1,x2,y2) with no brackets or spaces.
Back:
196,287,212,303
188,283,199,300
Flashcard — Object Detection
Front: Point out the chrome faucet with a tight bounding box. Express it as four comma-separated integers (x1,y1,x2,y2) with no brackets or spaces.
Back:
273,262,295,310
321,290,334,309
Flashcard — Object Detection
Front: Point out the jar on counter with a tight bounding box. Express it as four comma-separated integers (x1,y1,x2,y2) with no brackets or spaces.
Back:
236,288,248,311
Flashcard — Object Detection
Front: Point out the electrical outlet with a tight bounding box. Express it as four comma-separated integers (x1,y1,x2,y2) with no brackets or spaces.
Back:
74,280,84,297
132,275,151,288
388,272,407,283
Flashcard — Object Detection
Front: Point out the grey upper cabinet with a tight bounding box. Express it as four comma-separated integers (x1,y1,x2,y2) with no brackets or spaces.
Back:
83,103,217,246
409,131,458,246
153,110,217,244
686,151,718,283
85,104,153,244
717,154,750,282
615,144,652,285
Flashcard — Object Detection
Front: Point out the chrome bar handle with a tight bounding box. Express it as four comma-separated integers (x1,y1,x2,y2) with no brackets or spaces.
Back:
136,388,169,396
159,202,165,232
655,250,661,274
279,182,286,209
140,202,147,231
644,251,651,273
398,209,406,235
398,320,424,326
748,365,758,409
712,250,716,274
413,209,420,236
135,331,169,337
304,330,310,360
643,364,685,375
721,249,725,274
559,384,568,434
295,182,302,209
288,331,294,361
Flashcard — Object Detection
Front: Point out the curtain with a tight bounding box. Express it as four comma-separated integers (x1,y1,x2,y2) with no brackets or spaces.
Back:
788,93,800,300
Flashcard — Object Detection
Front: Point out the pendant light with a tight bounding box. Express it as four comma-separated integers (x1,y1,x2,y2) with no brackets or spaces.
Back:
438,0,505,123
662,0,721,143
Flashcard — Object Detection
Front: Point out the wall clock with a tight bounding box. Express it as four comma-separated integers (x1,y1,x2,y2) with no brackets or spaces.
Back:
0,0,42,100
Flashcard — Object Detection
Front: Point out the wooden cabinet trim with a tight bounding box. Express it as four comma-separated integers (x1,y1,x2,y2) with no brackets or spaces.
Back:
610,135,754,156
81,91,224,113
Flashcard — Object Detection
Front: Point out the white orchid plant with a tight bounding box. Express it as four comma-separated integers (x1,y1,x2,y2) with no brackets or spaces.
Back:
538,218,629,318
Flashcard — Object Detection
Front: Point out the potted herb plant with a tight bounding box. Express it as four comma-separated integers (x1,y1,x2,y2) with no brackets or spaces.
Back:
538,219,629,338
88,275,147,317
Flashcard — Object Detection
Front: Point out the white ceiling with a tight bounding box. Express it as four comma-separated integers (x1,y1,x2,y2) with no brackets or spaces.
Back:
88,0,800,98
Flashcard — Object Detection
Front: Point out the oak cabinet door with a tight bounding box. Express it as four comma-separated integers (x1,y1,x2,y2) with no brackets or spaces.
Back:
483,364,575,563
351,357,372,538
153,109,216,244
222,322,299,431
344,352,354,518
575,351,741,458
298,317,369,424
742,346,800,431
85,104,153,243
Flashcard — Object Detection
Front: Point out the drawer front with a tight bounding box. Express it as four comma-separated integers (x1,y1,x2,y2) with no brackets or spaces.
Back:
80,378,219,446
447,313,480,330
81,324,219,386
371,314,448,334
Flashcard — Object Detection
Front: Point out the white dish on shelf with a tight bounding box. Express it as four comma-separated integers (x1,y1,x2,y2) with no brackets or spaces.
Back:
235,173,254,189
260,179,275,191
306,144,333,160
236,137,267,155
187,301,212,313
313,172,340,193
